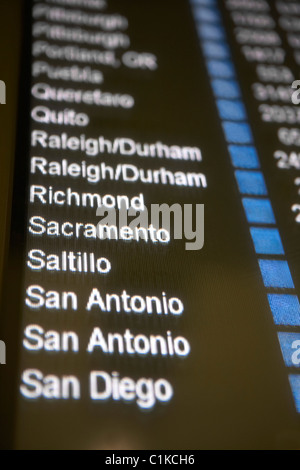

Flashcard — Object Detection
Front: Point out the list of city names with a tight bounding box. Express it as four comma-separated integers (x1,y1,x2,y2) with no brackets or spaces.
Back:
12,0,300,449
19,0,205,410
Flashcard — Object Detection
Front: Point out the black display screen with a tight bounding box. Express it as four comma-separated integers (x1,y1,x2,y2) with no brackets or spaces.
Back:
1,0,300,450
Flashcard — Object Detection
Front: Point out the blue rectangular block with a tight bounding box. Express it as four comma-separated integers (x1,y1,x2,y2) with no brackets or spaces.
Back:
217,100,246,121
242,198,275,224
235,170,267,195
193,7,221,23
197,24,225,41
191,0,216,4
278,332,300,367
206,60,235,79
250,227,284,255
259,260,294,288
268,294,300,326
212,79,240,99
288,375,300,413
202,42,230,59
223,122,253,144
229,145,259,169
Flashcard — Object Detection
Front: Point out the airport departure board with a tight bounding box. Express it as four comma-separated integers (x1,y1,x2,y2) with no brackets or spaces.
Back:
1,0,300,450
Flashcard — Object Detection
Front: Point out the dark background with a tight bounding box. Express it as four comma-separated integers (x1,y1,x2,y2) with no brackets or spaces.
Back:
0,0,300,449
